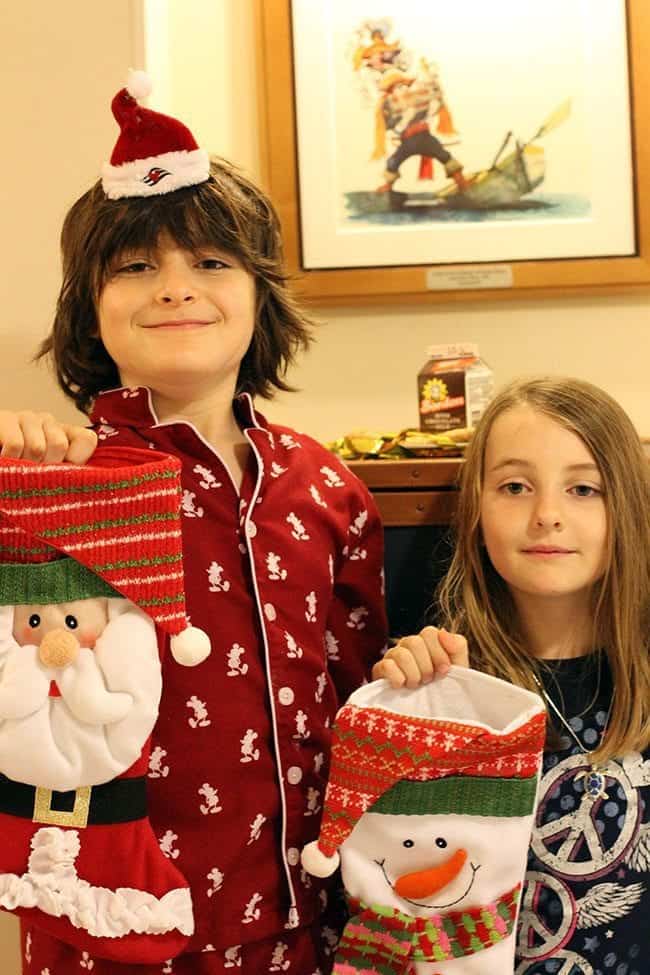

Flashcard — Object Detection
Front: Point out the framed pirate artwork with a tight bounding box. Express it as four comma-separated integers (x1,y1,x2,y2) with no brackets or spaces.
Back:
257,0,650,304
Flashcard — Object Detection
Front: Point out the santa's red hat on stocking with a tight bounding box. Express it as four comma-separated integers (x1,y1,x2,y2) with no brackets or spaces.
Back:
0,445,211,964
0,445,211,666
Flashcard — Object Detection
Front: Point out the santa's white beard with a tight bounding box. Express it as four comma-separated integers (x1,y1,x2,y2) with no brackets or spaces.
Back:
0,602,162,790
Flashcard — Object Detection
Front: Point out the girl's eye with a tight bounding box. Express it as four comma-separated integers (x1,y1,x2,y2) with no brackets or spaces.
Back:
64,615,79,630
570,484,601,498
503,481,527,495
28,614,41,628
403,839,414,848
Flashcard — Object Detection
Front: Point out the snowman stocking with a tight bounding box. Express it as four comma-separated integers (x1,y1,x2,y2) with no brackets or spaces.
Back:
0,450,211,965
302,667,546,975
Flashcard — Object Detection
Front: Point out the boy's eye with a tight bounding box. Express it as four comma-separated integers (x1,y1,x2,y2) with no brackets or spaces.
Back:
64,615,79,630
28,614,41,628
117,261,153,274
197,257,229,270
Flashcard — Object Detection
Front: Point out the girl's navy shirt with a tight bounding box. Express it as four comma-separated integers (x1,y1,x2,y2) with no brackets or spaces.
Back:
516,653,649,975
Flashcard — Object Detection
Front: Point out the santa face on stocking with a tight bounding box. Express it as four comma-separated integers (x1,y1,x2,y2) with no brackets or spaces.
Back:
0,596,161,791
0,597,162,791
0,586,193,964
302,669,547,974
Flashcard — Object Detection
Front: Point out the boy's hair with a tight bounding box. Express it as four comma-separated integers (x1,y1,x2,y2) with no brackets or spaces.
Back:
37,158,313,414
438,376,650,763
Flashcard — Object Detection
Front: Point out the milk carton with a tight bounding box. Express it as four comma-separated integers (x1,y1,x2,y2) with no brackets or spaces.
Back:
417,343,493,433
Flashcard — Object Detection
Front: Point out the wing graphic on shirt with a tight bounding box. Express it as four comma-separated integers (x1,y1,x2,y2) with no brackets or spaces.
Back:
624,823,650,872
576,882,644,928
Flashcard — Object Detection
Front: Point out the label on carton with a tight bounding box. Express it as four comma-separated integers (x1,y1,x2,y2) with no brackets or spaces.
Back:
418,352,493,432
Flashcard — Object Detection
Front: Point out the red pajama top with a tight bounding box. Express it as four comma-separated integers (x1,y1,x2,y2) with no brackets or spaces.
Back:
88,386,387,953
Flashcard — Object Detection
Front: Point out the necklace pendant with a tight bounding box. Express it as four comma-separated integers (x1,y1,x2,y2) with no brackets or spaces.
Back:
577,765,608,802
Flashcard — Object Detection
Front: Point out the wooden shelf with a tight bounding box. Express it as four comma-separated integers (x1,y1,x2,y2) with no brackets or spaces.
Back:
346,458,462,526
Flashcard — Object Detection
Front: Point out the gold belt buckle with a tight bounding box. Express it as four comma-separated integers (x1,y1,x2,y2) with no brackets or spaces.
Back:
33,786,92,828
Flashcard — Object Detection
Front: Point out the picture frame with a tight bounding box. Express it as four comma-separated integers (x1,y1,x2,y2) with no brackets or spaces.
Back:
257,0,650,305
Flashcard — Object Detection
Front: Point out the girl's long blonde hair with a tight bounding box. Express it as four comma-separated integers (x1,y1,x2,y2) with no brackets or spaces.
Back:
438,377,650,764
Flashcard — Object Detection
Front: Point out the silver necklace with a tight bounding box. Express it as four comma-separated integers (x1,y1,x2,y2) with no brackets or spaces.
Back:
532,671,612,803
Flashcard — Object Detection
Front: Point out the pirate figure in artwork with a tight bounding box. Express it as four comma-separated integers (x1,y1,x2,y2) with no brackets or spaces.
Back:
374,63,466,194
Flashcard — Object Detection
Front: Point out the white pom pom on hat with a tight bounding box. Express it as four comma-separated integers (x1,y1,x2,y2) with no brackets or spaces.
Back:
170,626,212,667
300,841,340,878
126,68,153,100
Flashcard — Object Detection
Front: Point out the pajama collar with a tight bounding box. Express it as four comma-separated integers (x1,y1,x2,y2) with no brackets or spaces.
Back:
91,386,266,435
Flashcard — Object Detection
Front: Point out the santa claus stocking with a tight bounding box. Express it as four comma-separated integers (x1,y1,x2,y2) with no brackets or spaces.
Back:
301,667,546,975
0,448,210,965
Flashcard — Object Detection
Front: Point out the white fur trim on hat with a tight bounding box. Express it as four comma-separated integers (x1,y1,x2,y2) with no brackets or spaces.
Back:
300,841,340,878
101,148,210,199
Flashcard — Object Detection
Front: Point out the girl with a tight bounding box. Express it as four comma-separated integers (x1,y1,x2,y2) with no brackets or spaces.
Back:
0,74,387,974
375,376,650,974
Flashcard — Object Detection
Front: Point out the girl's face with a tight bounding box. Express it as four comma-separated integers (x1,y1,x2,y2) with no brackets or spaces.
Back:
480,406,608,606
97,236,256,398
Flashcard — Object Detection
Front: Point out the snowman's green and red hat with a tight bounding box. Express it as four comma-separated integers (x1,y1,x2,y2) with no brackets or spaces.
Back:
0,446,210,666
301,671,546,877
101,70,210,200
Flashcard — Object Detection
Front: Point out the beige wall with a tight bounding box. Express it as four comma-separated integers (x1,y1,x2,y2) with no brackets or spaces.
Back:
1,2,140,968
1,0,649,969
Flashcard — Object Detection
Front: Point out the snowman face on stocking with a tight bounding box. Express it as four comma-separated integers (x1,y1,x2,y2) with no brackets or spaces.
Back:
342,808,535,919
302,669,546,974
0,596,161,790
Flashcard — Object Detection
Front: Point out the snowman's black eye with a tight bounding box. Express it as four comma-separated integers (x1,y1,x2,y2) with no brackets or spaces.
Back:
28,614,41,628
403,839,414,848
435,837,447,849
64,615,79,630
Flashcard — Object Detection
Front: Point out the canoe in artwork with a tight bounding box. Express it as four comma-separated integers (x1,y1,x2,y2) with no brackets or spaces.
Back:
439,143,546,209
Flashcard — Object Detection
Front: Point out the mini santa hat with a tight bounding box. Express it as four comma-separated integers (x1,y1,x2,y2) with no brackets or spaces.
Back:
301,668,546,877
101,69,210,200
0,446,210,666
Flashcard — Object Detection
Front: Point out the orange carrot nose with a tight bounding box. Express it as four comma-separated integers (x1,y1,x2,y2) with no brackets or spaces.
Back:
394,849,467,899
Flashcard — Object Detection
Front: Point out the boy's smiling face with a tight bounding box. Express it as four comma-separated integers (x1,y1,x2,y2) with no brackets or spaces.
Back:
97,234,256,398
